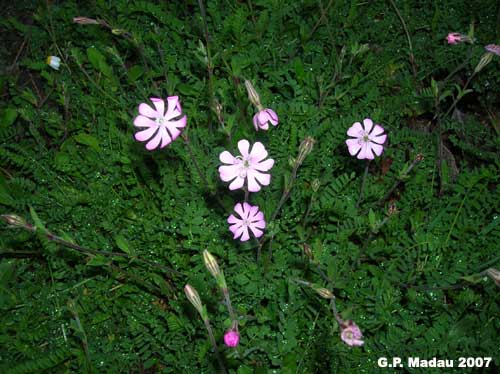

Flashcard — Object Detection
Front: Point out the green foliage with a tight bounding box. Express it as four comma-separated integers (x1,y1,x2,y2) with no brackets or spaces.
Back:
1,0,499,373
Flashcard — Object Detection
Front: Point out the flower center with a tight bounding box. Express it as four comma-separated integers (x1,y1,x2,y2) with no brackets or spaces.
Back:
236,156,251,178
362,133,370,142
242,219,250,227
156,117,166,126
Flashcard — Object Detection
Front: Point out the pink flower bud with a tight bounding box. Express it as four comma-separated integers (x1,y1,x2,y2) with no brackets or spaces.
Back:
224,330,240,347
340,320,364,347
446,32,463,45
253,109,279,131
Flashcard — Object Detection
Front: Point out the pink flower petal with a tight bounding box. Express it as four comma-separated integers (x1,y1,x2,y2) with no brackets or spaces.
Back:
252,114,260,131
134,115,156,128
347,122,363,137
138,103,159,119
232,225,245,240
150,98,165,117
165,96,181,119
240,227,250,241
158,127,172,148
220,151,236,164
371,124,385,137
228,222,241,235
134,126,158,141
249,142,268,162
251,170,271,187
242,202,252,214
370,134,387,145
252,219,266,229
219,165,240,182
253,158,274,172
266,109,278,125
248,225,263,238
363,118,374,133
346,139,362,156
233,203,244,219
370,143,384,157
237,139,250,157
228,215,239,224
357,142,372,160
145,132,163,151
247,172,261,192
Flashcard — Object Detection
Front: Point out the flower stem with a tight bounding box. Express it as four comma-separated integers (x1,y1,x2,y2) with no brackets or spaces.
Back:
222,288,238,330
356,161,370,208
203,319,227,374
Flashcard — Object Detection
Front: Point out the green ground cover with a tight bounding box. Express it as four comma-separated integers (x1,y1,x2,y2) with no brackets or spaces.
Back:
0,1,499,373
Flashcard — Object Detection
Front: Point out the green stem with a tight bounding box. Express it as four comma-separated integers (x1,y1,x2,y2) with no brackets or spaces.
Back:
356,161,370,208
203,319,227,374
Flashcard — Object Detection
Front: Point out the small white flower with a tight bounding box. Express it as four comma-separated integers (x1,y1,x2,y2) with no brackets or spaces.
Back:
47,56,61,70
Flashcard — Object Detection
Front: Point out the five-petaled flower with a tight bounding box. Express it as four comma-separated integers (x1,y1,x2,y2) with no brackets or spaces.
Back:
133,96,187,150
340,320,364,347
223,330,240,347
228,202,265,241
219,139,274,192
345,118,387,160
253,108,279,131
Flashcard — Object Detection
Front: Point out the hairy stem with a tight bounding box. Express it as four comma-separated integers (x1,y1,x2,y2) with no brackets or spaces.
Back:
203,319,227,374
356,161,370,208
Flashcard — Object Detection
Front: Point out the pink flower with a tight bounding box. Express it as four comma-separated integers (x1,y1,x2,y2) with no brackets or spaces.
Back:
340,320,364,347
224,330,240,347
253,108,278,131
219,139,274,192
228,202,265,241
485,44,500,56
446,32,464,45
345,118,387,160
133,96,187,150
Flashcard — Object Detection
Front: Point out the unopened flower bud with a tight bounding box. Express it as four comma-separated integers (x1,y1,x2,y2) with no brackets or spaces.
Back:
314,287,334,299
203,250,220,278
213,99,224,124
73,17,99,25
474,52,493,74
311,179,320,193
184,284,203,316
302,243,313,260
1,214,27,227
111,28,127,36
387,201,397,216
486,268,500,287
244,80,261,108
296,136,315,166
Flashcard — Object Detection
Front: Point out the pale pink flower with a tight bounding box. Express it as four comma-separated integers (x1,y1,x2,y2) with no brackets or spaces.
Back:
253,108,278,131
340,320,364,347
485,44,500,56
228,202,265,242
219,140,274,192
446,32,463,44
133,96,187,150
224,330,240,347
346,118,387,160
